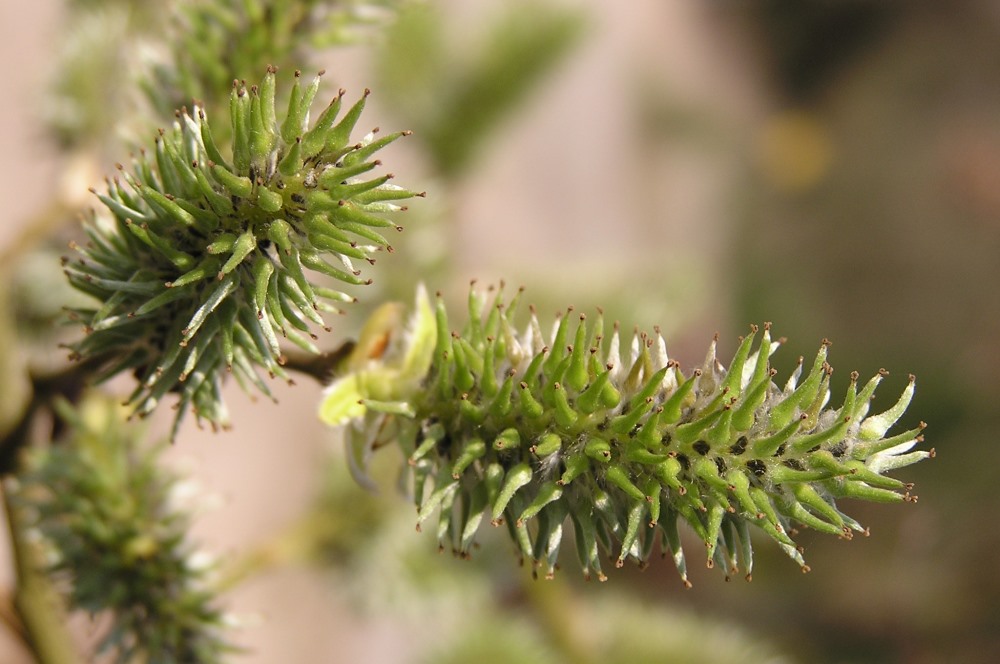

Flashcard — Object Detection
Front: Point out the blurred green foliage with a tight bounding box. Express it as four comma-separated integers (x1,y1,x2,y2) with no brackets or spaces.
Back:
374,2,585,180
144,0,404,122
47,0,403,149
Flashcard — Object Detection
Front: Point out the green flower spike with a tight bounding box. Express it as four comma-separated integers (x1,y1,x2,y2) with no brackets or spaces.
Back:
64,67,421,435
321,285,934,586
19,397,227,663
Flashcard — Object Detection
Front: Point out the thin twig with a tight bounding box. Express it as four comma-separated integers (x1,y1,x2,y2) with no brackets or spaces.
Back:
0,199,74,266
520,572,597,664
0,354,108,476
280,340,356,386
2,480,80,664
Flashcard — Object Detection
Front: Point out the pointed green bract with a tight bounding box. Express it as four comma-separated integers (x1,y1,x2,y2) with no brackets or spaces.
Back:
324,285,933,584
66,68,418,433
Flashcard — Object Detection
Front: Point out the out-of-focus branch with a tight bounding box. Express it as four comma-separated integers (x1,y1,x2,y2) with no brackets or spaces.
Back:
0,354,108,476
2,480,80,664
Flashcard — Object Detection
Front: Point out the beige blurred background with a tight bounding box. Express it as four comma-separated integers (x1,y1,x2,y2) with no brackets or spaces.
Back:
3,1,999,662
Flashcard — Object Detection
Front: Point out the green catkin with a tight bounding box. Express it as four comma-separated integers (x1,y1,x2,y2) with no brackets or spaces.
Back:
21,398,227,660
324,285,933,583
67,69,417,433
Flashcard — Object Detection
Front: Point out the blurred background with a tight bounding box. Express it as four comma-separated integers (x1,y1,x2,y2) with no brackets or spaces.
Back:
1,0,998,662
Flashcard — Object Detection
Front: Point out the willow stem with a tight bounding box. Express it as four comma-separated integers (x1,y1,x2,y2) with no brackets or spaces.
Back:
0,199,74,266
2,480,80,664
520,572,597,664
280,340,356,386
213,509,328,593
